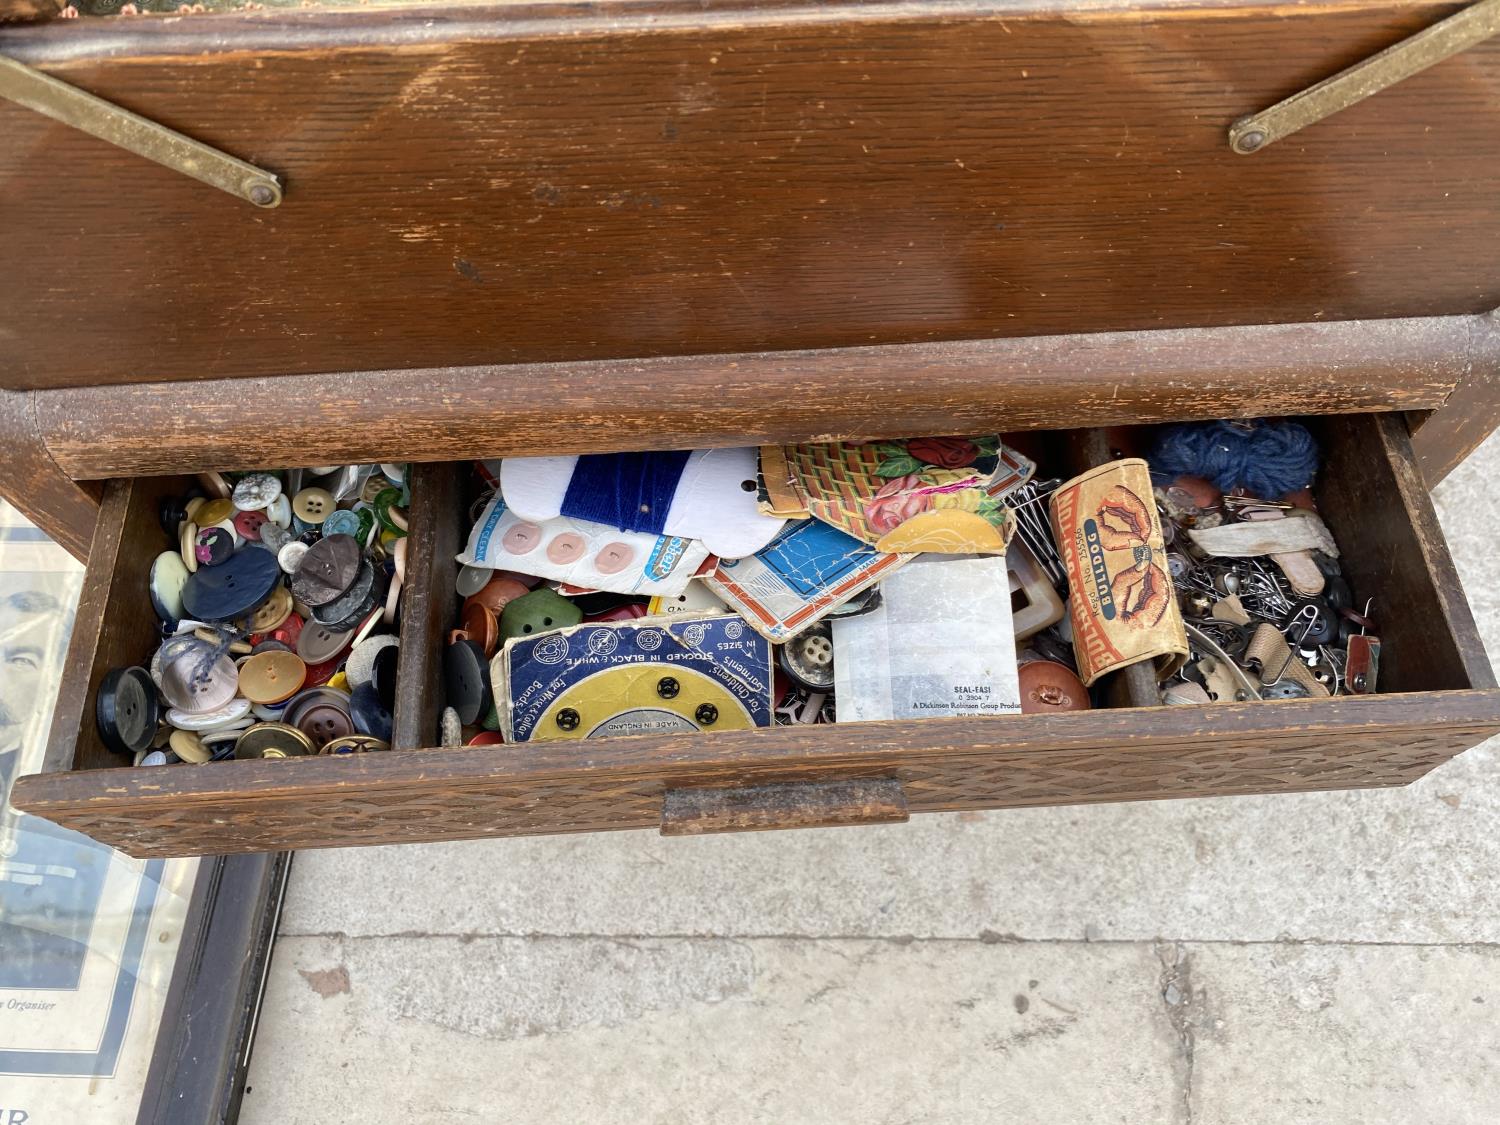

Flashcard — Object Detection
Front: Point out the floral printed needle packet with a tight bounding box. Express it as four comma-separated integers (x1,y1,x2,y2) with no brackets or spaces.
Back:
776,436,1034,554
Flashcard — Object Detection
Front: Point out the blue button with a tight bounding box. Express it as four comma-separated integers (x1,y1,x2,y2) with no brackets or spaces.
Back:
321,509,362,539
181,547,283,623
349,682,394,742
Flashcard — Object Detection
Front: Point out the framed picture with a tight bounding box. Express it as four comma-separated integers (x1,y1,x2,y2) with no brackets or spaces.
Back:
0,503,286,1124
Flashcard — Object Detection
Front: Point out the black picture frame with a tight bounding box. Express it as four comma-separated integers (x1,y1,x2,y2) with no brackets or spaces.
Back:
134,852,291,1125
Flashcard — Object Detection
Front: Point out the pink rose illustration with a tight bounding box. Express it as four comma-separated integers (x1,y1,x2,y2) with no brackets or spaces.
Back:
906,436,979,469
865,474,933,533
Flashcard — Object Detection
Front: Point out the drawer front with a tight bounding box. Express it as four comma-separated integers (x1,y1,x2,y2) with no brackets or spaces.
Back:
12,411,1500,858
2,0,1500,389
16,700,1500,857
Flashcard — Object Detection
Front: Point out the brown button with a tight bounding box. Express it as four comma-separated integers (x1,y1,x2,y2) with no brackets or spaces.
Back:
247,585,294,633
238,650,308,704
297,620,353,664
291,534,362,606
235,721,315,759
296,702,354,748
196,498,236,528
1018,660,1091,714
464,575,530,617
461,602,500,656
197,471,232,500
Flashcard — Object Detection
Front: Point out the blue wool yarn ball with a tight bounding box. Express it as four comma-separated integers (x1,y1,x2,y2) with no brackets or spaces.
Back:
1152,420,1319,499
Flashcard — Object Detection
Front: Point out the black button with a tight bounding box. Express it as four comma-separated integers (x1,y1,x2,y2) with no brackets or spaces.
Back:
195,526,235,567
657,676,680,699
695,703,718,726
312,560,386,633
159,495,191,539
96,666,160,756
372,644,400,710
1280,600,1337,647
443,639,491,726
556,708,580,732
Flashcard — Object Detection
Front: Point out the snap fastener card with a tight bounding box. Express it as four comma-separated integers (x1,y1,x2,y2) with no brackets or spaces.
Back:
705,517,914,643
1049,458,1189,686
497,614,773,742
832,555,1023,721
458,495,711,597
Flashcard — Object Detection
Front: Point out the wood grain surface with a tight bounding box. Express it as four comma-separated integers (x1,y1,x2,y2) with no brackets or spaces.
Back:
660,778,910,834
1411,309,1500,486
392,460,461,751
1,0,1498,389
30,314,1476,478
1318,411,1496,694
14,694,1500,856
136,850,290,1125
41,474,189,774
0,388,99,560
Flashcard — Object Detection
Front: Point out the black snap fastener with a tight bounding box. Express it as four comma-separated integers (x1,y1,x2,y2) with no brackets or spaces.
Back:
556,708,580,731
695,703,718,726
657,676,680,699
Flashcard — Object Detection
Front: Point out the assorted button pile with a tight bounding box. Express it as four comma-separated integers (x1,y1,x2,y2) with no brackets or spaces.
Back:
97,465,409,765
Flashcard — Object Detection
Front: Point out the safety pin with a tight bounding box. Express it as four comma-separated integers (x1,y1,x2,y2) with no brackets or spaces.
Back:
1262,606,1320,688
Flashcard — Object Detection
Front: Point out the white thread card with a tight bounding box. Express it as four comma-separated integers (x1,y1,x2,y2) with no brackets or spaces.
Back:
832,555,1022,721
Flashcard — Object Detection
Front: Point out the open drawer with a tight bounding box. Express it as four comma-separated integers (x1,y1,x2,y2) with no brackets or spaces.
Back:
11,411,1500,858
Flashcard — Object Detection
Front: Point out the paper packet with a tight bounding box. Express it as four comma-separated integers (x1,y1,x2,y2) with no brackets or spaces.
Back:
1048,458,1188,686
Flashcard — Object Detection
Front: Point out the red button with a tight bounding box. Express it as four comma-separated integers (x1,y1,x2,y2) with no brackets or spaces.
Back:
302,651,344,687
251,612,304,652
235,509,270,542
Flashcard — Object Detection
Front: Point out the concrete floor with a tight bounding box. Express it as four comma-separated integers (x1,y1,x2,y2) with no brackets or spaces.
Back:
241,432,1500,1125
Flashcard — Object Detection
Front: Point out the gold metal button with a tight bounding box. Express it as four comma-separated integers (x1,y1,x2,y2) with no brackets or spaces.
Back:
235,721,315,759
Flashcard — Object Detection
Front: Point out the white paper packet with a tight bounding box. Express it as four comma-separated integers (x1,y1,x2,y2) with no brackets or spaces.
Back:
832,555,1022,721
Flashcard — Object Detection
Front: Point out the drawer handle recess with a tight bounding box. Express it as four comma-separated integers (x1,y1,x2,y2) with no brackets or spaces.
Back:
660,778,908,836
